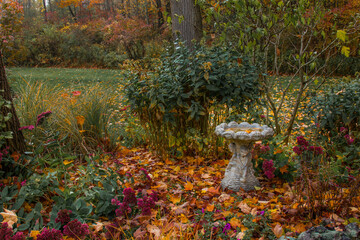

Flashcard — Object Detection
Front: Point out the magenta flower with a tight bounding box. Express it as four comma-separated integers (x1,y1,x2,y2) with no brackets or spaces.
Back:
260,114,266,119
0,223,13,240
223,223,232,233
36,111,52,126
340,127,347,133
55,209,72,225
262,159,275,179
115,202,132,217
63,219,89,239
137,194,156,216
37,228,63,240
11,232,26,240
123,188,137,205
18,125,35,131
20,180,26,186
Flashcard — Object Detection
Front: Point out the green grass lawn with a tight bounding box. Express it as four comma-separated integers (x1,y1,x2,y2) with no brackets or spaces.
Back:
6,67,125,90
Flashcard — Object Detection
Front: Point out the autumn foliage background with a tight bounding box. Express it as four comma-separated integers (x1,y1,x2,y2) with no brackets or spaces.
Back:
0,0,360,239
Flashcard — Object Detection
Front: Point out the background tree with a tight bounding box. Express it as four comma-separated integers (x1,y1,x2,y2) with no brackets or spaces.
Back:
170,0,202,48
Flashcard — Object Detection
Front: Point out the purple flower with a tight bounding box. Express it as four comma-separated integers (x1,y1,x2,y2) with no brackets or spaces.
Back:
137,195,156,216
63,219,89,239
20,180,26,186
340,127,347,133
37,228,63,240
258,211,265,216
260,114,266,119
18,125,35,131
222,223,232,233
201,208,205,214
55,209,72,225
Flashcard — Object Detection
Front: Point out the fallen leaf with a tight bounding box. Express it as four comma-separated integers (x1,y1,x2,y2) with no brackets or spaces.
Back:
238,202,251,214
279,165,288,174
206,204,214,212
229,217,241,228
180,214,189,223
218,193,230,202
63,159,74,165
29,230,40,239
134,227,147,239
0,209,18,227
273,223,284,238
169,194,181,204
92,222,104,233
146,224,161,240
236,232,245,239
184,181,193,191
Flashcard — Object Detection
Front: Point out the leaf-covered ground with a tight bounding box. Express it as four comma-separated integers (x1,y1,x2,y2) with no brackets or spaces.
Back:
52,145,359,239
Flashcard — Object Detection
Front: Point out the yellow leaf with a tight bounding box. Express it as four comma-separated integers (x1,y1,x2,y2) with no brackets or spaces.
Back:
229,217,241,228
180,214,189,223
63,159,74,165
0,209,18,227
341,46,350,57
184,181,193,191
222,211,233,217
336,30,347,42
169,194,181,204
206,204,215,212
173,166,180,172
29,230,40,239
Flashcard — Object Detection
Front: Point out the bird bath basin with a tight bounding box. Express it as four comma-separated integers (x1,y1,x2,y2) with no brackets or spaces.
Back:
215,122,274,191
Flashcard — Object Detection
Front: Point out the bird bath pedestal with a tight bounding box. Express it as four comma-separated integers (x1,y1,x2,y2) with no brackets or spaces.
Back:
215,122,274,192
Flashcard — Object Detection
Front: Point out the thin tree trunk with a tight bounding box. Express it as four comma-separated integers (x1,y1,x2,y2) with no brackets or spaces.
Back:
0,50,26,153
42,0,47,22
155,0,164,30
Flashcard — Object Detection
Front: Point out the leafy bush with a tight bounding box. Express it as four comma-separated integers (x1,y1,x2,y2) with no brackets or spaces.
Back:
308,78,360,169
125,43,261,157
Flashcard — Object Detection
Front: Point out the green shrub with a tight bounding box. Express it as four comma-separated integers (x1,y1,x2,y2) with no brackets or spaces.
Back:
125,43,261,157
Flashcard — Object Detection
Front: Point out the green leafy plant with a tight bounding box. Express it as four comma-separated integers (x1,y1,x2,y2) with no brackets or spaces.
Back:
125,42,261,157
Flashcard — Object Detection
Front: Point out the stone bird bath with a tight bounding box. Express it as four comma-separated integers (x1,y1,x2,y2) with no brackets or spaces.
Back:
215,121,274,191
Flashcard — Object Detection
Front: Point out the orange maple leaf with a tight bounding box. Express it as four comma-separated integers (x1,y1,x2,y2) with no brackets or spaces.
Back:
184,181,193,191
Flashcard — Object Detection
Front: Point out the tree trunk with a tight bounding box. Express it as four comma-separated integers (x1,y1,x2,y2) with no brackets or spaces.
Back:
0,50,26,153
155,0,164,30
42,0,47,22
170,0,202,49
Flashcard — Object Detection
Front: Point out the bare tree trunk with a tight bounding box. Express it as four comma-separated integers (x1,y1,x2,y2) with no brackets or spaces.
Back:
155,0,164,30
170,0,202,48
0,50,26,153
42,0,47,22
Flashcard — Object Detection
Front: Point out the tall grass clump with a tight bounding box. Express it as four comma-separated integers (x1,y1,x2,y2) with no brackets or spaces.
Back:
14,81,129,158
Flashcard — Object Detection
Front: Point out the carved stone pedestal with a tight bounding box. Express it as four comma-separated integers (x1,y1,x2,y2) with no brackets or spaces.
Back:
215,122,274,192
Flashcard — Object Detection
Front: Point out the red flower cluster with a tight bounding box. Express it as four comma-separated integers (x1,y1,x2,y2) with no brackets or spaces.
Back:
115,202,132,217
63,219,89,239
137,194,157,215
123,188,137,205
0,223,13,240
262,159,275,179
55,209,72,225
37,228,63,240
11,232,25,240
293,136,323,156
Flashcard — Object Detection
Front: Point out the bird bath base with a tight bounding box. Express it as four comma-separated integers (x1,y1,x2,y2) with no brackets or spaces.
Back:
221,141,259,191
215,122,274,192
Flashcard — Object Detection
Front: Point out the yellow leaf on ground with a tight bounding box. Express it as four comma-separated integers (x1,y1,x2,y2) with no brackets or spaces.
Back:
29,230,40,239
0,209,18,227
63,159,74,165
206,204,214,212
229,217,241,228
184,181,193,191
169,194,181,204
180,214,189,223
